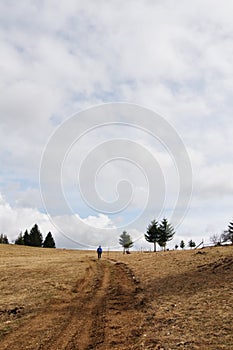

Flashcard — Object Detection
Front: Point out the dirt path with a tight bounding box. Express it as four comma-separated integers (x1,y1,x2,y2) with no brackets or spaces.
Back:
0,259,145,350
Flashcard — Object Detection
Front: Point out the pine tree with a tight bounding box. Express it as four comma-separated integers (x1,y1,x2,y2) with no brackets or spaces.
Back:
119,231,133,254
29,224,43,247
43,232,56,248
228,222,233,244
15,232,24,245
188,239,196,249
145,220,160,252
0,234,9,244
221,224,233,244
23,230,31,246
158,218,175,250
227,221,233,244
180,240,185,249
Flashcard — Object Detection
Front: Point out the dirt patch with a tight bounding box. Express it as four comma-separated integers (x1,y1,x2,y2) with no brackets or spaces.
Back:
0,247,145,350
198,256,233,272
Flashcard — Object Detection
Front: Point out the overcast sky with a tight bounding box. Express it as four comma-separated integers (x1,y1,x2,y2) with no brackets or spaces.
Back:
1,0,233,250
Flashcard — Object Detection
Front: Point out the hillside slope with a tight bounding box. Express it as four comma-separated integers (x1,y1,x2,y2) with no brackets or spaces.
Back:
0,244,232,349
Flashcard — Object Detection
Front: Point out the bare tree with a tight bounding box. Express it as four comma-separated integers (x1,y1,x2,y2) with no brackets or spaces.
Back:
210,233,221,246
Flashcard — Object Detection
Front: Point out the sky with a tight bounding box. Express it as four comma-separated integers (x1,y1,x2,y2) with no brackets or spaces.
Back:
1,0,233,250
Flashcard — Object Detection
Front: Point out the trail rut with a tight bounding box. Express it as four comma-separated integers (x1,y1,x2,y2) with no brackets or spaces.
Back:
0,260,145,350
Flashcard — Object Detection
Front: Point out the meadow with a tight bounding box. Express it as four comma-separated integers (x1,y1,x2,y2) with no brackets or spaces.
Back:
0,244,232,349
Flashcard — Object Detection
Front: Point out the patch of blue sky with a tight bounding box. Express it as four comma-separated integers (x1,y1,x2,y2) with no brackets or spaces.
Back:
92,87,122,103
164,77,206,96
56,11,103,52
50,114,63,127
18,179,38,190
1,177,38,195
69,90,90,102
90,79,137,103
1,169,35,185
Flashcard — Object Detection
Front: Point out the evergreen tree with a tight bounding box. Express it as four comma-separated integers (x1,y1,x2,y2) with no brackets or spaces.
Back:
15,232,24,245
119,231,133,254
222,221,233,244
23,230,31,246
0,234,9,244
29,224,43,247
144,220,160,252
180,240,185,249
43,232,56,248
188,239,196,249
228,221,233,243
158,218,175,250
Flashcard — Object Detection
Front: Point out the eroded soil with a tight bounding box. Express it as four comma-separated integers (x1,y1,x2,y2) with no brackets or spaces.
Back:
0,253,145,350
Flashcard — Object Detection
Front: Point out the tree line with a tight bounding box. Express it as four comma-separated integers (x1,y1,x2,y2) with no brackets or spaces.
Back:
1,218,233,250
118,217,233,253
175,239,196,250
119,217,175,253
0,224,56,248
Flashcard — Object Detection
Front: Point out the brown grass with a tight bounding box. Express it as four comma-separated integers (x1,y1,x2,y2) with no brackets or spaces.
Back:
0,245,93,331
112,246,233,349
0,244,232,349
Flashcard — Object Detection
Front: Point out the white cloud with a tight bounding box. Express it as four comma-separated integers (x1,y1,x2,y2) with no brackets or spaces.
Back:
0,192,119,248
0,193,50,241
0,1,233,247
0,187,231,250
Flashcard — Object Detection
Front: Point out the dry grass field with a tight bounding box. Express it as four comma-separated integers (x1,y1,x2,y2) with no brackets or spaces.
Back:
0,244,232,349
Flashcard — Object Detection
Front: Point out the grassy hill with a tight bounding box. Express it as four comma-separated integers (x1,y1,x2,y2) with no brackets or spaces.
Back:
0,244,232,349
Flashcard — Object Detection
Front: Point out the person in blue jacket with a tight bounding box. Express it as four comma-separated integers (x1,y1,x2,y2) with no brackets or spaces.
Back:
97,245,102,259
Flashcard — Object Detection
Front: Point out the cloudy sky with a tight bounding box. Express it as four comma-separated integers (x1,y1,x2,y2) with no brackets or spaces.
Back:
1,0,233,249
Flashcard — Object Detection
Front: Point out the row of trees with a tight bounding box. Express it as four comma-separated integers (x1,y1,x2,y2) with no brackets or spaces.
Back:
176,239,196,250
0,233,9,244
119,218,175,253
15,224,56,248
118,217,233,253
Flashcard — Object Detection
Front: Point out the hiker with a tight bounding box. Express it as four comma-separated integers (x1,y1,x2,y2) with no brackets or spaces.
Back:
97,245,102,259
